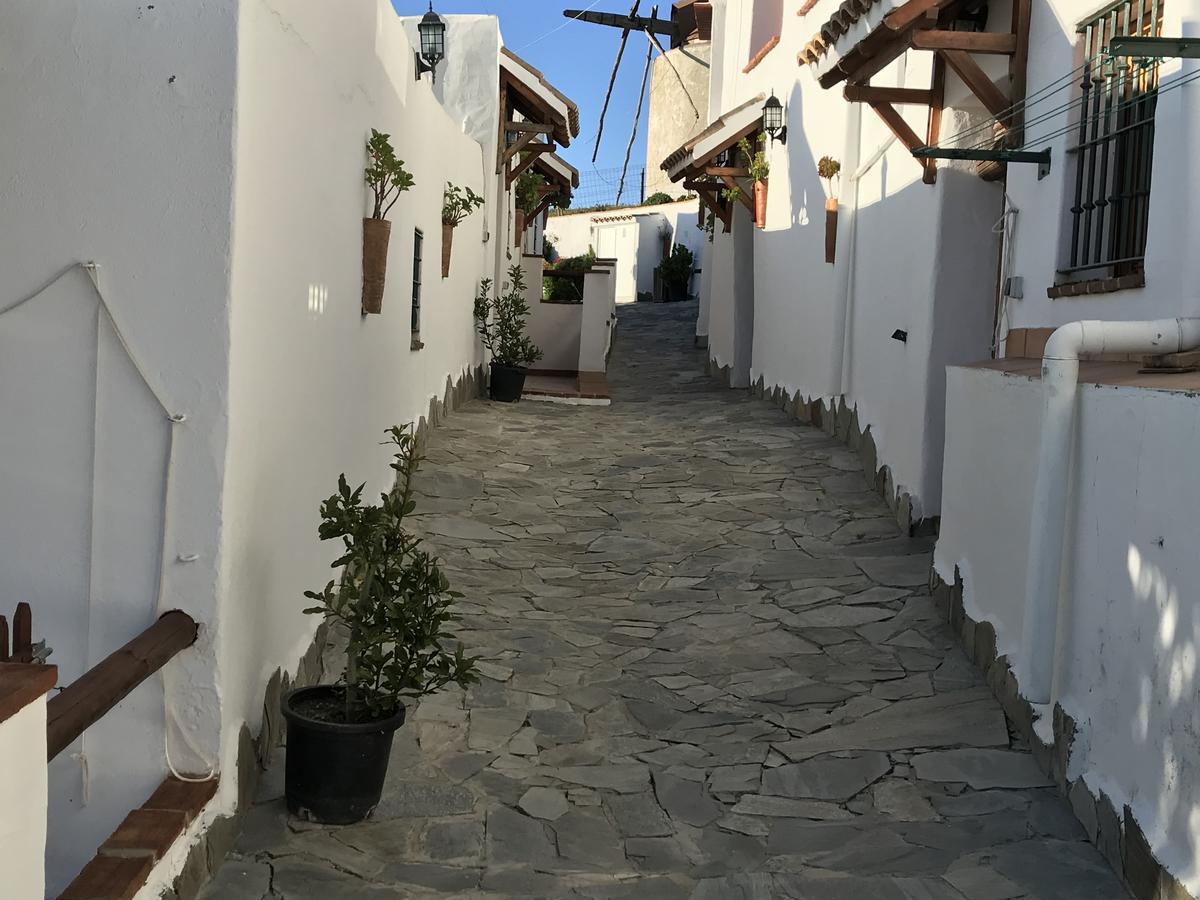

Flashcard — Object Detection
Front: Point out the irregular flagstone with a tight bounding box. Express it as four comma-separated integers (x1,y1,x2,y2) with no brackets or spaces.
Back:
912,749,1055,790
761,752,891,801
203,302,1124,900
774,689,1010,758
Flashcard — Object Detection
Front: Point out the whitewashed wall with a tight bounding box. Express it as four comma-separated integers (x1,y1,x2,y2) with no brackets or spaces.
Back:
0,2,238,890
0,698,50,900
935,366,1200,895
219,0,495,821
695,0,1001,518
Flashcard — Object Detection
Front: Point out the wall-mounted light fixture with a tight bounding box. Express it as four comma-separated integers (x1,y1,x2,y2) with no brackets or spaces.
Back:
763,92,787,146
415,3,446,83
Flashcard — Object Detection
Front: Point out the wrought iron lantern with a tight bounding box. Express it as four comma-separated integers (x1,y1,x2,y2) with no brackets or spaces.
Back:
763,92,787,146
415,3,446,83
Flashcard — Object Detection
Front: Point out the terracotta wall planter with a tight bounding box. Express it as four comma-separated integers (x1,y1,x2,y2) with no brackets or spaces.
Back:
824,198,838,265
441,223,454,278
754,180,768,228
362,217,392,315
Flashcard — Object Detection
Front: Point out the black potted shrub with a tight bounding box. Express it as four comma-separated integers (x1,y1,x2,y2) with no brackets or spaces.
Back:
282,425,478,824
657,243,695,302
473,264,543,402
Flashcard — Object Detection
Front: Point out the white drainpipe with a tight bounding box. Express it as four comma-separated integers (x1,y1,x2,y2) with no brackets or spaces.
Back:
1021,317,1200,705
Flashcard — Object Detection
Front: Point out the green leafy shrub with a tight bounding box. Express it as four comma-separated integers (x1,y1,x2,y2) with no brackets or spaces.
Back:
657,243,695,290
303,425,478,722
442,183,485,227
515,172,543,215
738,135,770,183
365,129,415,220
474,264,544,367
644,191,675,206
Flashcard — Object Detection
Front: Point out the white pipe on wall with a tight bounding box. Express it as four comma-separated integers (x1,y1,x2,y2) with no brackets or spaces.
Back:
1021,317,1200,705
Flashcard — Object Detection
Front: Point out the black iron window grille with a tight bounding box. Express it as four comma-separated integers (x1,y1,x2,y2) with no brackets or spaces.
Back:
412,228,423,335
1063,0,1163,276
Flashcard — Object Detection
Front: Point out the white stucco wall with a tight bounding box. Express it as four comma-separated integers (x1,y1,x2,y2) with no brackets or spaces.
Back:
0,698,50,900
645,42,712,199
0,2,238,891
935,366,1200,894
580,266,617,372
219,0,495,821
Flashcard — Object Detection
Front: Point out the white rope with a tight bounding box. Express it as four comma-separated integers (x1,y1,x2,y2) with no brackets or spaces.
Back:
0,262,217,782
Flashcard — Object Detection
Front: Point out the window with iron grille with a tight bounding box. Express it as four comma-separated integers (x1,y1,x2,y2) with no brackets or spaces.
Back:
1063,0,1163,278
411,228,423,337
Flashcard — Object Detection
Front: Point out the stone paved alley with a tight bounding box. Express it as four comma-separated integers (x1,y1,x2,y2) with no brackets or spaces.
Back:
204,302,1127,899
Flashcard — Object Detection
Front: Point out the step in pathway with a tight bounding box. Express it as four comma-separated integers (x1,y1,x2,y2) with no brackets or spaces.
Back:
202,301,1127,899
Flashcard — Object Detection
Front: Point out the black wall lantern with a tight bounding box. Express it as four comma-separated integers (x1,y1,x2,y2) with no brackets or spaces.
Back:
415,3,446,83
763,92,787,146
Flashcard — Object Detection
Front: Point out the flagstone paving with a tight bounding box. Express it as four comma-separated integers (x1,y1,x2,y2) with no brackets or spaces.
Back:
204,301,1128,899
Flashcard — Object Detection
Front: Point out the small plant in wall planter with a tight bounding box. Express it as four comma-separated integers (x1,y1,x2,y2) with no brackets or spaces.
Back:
362,129,415,314
738,135,770,228
514,171,543,248
818,155,842,264
474,264,543,402
283,424,478,824
441,184,485,278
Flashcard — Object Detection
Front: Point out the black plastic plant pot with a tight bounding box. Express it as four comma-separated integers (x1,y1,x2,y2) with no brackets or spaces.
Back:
281,685,406,825
489,362,527,403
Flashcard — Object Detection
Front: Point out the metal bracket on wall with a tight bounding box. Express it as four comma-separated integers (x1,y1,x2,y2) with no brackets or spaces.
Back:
911,146,1052,180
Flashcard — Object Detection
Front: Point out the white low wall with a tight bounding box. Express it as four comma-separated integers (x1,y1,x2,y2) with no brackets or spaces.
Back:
935,365,1200,894
0,697,50,900
523,254,582,372
579,264,616,373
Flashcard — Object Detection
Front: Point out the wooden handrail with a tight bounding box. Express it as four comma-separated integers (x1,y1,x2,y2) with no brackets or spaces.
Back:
47,611,198,761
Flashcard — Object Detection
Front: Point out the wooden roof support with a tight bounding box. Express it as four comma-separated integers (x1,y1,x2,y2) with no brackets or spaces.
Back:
506,143,553,187
844,85,933,105
911,30,1017,53
528,195,557,224
689,183,731,233
923,53,946,184
1009,0,1032,141
719,175,755,213
502,130,540,165
869,101,926,155
939,49,1011,121
704,166,751,177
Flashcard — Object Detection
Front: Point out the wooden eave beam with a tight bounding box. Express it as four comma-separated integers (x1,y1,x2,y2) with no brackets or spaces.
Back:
1009,0,1032,139
502,130,539,165
505,121,554,134
704,166,751,177
844,85,933,105
938,48,1011,120
911,30,1017,53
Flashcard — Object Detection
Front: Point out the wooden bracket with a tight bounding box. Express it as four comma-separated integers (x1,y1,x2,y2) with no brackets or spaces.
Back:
719,175,755,213
528,195,557,223
868,101,925,155
938,49,1011,120
505,120,553,135
506,143,553,187
692,186,731,233
502,130,539,165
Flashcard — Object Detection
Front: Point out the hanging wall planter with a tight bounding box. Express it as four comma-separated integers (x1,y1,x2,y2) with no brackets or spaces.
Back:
818,156,842,266
754,181,769,229
441,184,484,278
361,218,392,314
361,129,414,315
824,198,839,265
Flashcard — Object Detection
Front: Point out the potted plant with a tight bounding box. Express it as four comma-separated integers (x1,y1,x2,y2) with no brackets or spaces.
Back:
739,135,770,228
441,184,485,278
656,244,695,302
514,171,542,248
818,156,842,264
474,264,543,402
362,130,415,315
283,425,478,825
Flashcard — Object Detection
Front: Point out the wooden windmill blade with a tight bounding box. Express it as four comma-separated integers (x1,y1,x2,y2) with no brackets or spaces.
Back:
592,0,641,163
616,5,657,204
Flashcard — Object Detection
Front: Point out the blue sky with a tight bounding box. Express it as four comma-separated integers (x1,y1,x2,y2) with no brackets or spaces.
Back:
391,1,654,183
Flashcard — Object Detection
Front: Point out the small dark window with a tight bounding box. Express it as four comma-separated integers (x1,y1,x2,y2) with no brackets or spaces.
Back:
411,228,423,336
1063,0,1163,277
